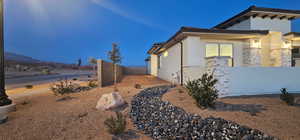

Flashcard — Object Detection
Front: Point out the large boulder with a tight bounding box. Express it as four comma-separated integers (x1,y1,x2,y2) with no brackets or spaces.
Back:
96,92,125,110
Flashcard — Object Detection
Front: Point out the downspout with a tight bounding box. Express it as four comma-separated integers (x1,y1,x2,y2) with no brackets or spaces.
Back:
180,41,183,85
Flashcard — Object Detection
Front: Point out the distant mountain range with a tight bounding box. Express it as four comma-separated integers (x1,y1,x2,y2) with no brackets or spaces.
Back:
4,52,41,63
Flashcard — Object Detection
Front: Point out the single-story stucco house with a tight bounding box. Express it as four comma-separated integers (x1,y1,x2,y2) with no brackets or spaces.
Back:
146,6,300,97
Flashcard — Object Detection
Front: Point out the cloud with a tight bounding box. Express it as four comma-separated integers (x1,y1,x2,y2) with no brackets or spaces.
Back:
90,0,166,30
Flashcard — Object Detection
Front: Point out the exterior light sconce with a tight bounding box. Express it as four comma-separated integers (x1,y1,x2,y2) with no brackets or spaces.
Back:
163,51,168,57
283,40,292,49
251,39,261,48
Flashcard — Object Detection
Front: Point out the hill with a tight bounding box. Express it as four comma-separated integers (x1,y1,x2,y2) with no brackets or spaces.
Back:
4,52,40,63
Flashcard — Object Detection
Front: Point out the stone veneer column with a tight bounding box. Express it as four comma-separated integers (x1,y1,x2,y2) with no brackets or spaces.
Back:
281,48,292,67
243,48,261,66
205,56,230,97
270,48,292,67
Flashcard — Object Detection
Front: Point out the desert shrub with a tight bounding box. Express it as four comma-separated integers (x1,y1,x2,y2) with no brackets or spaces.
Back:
280,88,295,105
21,100,30,105
50,79,77,95
104,112,127,135
0,96,12,106
88,80,98,88
25,85,33,89
134,84,141,89
178,88,184,93
41,69,51,75
185,73,218,108
72,78,77,81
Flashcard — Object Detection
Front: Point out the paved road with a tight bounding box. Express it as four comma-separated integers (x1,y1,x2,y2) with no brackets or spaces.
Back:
5,72,94,89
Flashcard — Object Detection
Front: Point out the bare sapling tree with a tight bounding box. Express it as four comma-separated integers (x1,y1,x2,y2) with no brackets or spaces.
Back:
77,58,82,69
108,43,121,91
89,57,97,75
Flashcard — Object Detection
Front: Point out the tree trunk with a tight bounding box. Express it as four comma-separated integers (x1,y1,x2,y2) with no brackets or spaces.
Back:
113,63,117,91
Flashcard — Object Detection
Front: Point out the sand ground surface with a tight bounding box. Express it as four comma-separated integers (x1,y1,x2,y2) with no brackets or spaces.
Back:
2,75,300,140
162,87,300,140
1,75,166,140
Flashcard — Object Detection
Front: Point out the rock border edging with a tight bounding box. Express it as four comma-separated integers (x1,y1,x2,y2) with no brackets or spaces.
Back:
130,86,277,140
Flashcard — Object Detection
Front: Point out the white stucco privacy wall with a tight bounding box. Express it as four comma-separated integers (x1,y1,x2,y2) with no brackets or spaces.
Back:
227,67,300,96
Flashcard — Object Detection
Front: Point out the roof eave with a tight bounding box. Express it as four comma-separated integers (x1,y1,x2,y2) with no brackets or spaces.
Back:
213,6,300,29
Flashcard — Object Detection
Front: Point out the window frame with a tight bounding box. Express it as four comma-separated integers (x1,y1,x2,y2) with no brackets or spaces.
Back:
205,42,234,66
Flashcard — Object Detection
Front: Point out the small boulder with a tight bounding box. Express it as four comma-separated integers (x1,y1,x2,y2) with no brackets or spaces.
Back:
96,92,125,110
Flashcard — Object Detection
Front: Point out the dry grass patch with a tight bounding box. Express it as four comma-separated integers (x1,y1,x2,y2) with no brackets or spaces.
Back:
1,75,167,140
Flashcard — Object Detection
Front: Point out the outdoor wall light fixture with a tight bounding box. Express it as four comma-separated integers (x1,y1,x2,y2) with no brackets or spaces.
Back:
251,39,261,48
163,51,168,57
283,40,292,49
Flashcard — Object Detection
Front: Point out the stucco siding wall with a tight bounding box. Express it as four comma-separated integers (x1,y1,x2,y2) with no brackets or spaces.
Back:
157,43,181,82
251,17,291,34
227,19,251,30
184,36,205,67
150,54,158,76
147,61,151,74
182,66,206,83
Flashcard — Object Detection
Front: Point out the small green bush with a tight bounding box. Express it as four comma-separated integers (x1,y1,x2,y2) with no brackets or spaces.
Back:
50,79,76,95
41,69,51,75
104,112,127,135
25,85,33,89
280,88,295,106
185,73,218,108
88,80,98,88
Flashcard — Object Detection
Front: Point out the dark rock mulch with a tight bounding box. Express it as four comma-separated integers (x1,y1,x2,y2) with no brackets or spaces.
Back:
130,86,278,140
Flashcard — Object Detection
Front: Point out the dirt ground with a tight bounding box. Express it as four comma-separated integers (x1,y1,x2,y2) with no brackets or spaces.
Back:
2,76,300,140
162,87,300,140
1,75,167,140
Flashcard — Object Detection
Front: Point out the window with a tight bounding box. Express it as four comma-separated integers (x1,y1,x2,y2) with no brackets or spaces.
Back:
220,44,233,57
205,43,233,66
292,48,299,54
205,43,219,57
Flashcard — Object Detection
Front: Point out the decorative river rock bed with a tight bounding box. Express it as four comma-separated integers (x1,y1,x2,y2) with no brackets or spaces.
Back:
130,86,278,140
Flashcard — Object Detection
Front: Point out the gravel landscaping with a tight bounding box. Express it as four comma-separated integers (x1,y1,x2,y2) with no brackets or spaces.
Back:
130,86,277,140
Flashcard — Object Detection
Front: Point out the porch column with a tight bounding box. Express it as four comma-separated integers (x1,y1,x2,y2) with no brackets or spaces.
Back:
243,39,261,66
281,40,292,67
270,41,292,67
205,56,230,97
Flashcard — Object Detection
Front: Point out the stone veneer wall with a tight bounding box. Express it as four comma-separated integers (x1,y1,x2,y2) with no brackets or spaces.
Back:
281,48,292,67
205,56,230,96
270,49,281,66
243,48,261,66
270,48,292,67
